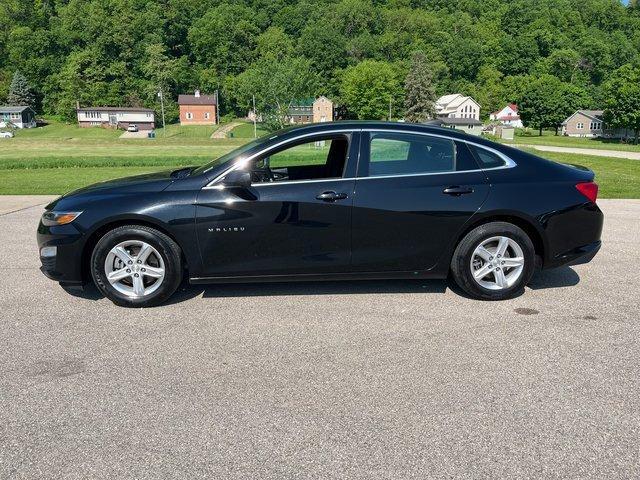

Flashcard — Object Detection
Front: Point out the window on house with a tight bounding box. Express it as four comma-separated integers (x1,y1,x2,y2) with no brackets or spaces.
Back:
186,112,193,120
577,122,584,129
204,112,210,120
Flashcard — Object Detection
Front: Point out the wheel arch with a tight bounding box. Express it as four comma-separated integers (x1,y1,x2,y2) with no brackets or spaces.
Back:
80,216,189,283
450,212,547,268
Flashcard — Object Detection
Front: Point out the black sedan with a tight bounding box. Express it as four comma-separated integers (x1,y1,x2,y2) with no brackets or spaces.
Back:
37,121,603,307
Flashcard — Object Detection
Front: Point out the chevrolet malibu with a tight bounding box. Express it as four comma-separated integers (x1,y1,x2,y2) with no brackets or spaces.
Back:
37,121,603,307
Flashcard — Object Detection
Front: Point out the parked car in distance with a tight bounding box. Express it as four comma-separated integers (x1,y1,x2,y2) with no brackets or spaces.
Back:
127,124,139,132
37,121,603,307
0,131,14,138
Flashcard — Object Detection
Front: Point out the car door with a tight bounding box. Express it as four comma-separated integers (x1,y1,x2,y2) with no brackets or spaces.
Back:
194,131,359,278
350,130,490,272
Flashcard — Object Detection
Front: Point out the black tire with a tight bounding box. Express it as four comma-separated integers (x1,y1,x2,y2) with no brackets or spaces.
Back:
450,221,535,300
90,225,182,307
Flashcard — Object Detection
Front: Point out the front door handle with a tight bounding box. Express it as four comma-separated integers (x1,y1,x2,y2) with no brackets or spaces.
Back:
443,186,474,196
316,191,348,202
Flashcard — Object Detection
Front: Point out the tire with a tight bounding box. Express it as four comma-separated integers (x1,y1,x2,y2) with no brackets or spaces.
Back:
90,225,182,307
450,221,535,300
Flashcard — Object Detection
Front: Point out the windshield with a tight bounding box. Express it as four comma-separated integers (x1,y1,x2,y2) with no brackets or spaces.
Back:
192,134,275,175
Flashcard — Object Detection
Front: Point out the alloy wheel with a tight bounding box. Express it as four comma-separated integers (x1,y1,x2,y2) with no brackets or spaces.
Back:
470,236,525,290
104,240,165,298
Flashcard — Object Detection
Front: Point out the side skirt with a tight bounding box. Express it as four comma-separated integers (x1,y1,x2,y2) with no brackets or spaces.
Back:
189,270,445,285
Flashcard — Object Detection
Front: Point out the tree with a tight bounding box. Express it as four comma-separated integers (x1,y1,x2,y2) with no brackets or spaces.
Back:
404,52,436,122
340,60,403,120
227,56,320,129
7,70,35,108
518,75,589,135
188,4,260,76
602,64,640,143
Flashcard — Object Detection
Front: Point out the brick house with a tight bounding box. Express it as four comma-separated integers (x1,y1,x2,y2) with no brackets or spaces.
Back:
287,96,334,124
561,110,636,139
76,107,155,130
178,91,217,125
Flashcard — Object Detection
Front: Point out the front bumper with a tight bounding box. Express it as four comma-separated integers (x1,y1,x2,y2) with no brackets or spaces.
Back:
37,221,87,287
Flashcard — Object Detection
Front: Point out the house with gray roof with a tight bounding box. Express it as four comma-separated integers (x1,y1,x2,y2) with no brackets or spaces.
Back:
0,106,36,129
561,110,635,139
76,106,155,130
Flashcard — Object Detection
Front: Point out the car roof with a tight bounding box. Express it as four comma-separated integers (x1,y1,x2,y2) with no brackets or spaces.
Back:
273,120,483,143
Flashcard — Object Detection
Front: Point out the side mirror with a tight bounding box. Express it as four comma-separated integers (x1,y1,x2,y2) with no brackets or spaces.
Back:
222,170,251,188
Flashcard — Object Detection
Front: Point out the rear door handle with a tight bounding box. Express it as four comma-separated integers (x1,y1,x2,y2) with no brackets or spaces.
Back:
443,186,474,196
316,191,348,202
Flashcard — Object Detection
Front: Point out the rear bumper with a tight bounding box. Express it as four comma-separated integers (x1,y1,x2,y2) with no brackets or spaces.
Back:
554,240,601,268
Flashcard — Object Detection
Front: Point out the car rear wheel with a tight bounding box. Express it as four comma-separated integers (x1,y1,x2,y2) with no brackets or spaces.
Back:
450,222,535,300
91,225,182,307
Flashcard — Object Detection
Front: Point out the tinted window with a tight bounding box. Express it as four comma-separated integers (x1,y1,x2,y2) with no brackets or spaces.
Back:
367,133,471,177
469,145,506,169
249,135,349,184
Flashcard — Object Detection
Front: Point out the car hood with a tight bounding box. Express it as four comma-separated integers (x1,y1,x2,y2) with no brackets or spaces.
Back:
63,170,176,197
45,170,177,211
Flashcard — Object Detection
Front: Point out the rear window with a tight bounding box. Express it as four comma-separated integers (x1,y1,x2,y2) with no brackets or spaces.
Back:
469,145,506,169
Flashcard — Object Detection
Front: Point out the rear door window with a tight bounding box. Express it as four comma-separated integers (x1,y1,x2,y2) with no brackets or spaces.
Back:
364,132,476,177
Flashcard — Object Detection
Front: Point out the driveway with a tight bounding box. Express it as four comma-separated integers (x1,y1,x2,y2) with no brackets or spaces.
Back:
1,199,638,479
119,130,151,139
516,144,640,160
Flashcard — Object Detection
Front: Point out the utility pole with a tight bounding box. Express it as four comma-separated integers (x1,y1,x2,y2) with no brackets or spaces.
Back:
388,96,392,121
158,89,166,136
252,94,257,138
215,89,220,125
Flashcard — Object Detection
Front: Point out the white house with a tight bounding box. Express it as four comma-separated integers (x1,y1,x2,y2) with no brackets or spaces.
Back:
0,106,36,129
76,107,155,130
489,103,523,128
435,94,480,120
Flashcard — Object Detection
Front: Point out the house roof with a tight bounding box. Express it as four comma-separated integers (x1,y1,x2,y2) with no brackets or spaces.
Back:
491,103,519,116
178,94,217,105
76,106,154,112
0,106,33,113
561,110,604,125
290,98,316,107
435,94,480,114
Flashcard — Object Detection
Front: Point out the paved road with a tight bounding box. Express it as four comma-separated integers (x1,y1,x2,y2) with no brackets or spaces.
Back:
1,199,638,479
516,144,640,160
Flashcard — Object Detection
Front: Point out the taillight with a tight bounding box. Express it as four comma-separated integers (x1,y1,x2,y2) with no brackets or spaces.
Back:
575,181,598,203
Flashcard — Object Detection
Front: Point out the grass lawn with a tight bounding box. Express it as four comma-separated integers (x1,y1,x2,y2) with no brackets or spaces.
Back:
230,121,269,138
502,130,640,152
0,120,638,197
521,148,640,199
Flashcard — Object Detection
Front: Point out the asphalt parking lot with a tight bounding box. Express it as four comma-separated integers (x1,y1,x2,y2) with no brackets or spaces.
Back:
1,199,638,479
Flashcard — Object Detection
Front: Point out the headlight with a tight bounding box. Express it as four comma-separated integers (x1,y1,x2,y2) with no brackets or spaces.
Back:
41,211,82,226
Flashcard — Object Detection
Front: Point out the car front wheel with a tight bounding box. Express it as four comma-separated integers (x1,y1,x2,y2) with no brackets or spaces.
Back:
450,221,535,300
90,225,182,307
